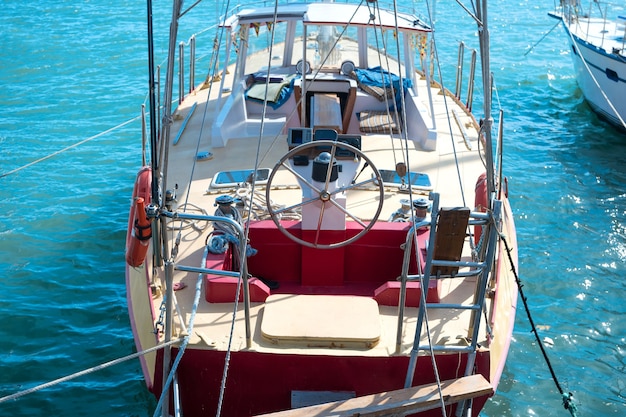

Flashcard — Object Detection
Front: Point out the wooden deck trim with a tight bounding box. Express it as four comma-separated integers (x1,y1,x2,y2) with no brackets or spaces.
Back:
254,374,493,416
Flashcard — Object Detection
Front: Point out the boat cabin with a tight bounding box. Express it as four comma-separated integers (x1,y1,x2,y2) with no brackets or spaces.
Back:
210,3,437,150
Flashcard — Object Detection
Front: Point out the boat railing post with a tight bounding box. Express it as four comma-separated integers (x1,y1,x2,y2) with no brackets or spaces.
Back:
239,239,252,349
301,25,308,125
189,35,195,93
601,3,608,45
586,1,592,38
173,372,182,417
404,193,440,388
161,259,175,417
621,16,626,51
466,49,476,111
156,65,161,139
141,104,147,166
166,210,252,347
178,41,185,104
496,109,504,199
395,225,416,353
455,42,465,99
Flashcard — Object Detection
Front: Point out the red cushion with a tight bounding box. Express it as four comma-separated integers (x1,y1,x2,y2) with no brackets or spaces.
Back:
205,276,271,303
374,280,440,307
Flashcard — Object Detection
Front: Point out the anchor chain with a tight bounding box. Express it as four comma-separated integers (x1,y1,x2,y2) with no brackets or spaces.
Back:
500,233,579,416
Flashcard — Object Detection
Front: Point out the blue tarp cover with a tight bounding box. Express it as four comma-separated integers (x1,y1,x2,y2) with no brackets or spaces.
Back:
353,67,412,109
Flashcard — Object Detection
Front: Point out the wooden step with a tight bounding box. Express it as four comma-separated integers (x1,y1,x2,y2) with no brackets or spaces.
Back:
254,374,492,417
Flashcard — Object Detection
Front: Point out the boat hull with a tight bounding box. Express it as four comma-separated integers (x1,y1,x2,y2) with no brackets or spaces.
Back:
552,8,626,129
569,35,626,127
152,348,491,417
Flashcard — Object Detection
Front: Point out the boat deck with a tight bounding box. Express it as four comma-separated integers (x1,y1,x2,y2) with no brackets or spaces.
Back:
140,52,492,358
170,262,484,356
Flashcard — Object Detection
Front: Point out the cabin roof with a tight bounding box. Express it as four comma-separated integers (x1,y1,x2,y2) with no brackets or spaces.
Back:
223,2,431,33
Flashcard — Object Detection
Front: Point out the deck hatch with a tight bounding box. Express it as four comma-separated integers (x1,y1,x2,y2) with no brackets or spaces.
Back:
210,168,271,188
261,294,381,348
376,169,432,190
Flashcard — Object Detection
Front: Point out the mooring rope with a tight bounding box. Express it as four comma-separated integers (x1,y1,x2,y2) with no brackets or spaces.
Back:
500,234,579,416
0,337,184,404
0,116,140,179
152,271,205,417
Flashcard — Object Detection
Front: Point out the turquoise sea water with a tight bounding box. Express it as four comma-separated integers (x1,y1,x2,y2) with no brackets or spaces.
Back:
1,1,624,416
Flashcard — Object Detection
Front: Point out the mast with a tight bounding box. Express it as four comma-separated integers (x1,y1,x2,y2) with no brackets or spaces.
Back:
160,0,184,199
476,0,496,205
146,0,165,273
155,2,184,416
146,0,158,197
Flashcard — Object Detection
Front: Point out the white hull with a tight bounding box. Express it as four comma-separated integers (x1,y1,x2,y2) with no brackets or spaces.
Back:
553,5,626,129
570,33,626,126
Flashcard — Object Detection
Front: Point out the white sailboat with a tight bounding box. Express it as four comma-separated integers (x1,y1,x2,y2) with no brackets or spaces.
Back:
550,0,626,129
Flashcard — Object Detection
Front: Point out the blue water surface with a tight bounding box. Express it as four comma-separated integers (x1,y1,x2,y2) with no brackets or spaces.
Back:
1,1,624,416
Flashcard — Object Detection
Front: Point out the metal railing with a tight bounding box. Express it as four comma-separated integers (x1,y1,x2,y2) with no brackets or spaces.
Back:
455,42,477,111
395,192,502,410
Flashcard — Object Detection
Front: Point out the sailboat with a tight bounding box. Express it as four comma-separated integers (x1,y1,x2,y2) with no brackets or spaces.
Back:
126,1,519,416
550,0,626,129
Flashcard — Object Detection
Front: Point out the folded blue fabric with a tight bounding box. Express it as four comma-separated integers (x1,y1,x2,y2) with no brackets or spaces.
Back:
353,67,412,109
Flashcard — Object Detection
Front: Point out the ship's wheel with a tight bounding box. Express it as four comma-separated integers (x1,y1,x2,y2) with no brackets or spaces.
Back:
266,140,384,249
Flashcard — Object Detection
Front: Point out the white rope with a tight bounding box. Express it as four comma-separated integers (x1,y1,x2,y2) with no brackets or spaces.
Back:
0,116,140,179
235,186,301,222
152,270,205,417
166,202,210,232
0,337,184,404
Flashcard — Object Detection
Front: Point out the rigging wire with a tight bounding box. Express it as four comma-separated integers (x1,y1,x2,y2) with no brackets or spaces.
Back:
380,0,448,414
213,0,256,414
423,0,469,209
366,0,403,169
166,0,229,242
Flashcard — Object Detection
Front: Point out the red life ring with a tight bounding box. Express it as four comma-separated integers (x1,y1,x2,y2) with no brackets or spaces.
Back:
474,172,488,245
126,167,152,267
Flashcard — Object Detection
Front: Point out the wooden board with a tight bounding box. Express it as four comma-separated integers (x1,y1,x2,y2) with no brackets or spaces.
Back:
255,374,493,416
312,93,342,133
173,102,197,145
432,207,470,276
